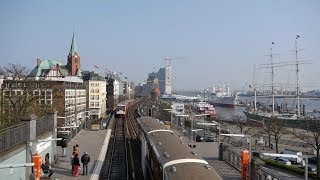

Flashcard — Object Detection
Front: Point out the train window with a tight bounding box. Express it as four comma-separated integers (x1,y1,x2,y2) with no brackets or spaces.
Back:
118,106,125,111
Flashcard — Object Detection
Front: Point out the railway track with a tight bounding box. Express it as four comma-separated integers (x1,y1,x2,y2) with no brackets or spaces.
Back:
100,99,145,180
100,117,128,180
125,99,144,180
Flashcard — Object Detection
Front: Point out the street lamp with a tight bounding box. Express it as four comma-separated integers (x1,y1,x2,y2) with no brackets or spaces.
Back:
220,133,252,179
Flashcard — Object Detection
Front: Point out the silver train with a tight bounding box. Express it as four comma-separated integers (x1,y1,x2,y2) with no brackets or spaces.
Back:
137,116,223,180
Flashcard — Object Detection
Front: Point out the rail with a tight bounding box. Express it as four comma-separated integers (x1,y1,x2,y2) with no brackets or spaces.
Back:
106,118,128,180
36,115,54,137
0,123,27,153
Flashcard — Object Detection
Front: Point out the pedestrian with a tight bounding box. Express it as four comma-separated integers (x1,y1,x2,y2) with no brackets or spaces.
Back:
74,144,80,155
61,137,67,157
71,148,75,174
81,152,91,175
72,153,80,176
41,160,54,178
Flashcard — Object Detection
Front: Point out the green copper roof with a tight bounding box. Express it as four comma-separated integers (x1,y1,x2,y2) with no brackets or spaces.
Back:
29,59,69,77
69,32,78,56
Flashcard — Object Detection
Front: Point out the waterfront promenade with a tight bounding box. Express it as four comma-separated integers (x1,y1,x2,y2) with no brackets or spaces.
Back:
51,128,109,180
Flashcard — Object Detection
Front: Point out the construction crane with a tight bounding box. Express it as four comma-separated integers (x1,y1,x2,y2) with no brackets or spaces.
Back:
163,57,184,67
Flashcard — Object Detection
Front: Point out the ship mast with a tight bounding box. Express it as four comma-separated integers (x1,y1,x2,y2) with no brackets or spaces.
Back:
295,35,301,117
270,43,275,115
254,64,257,111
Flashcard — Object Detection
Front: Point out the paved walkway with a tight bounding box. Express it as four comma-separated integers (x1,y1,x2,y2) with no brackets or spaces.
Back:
51,128,108,180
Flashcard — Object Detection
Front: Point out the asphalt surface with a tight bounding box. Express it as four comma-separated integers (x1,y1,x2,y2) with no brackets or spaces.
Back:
51,128,109,180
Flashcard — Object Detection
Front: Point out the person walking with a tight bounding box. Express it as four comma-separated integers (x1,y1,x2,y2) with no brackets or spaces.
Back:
72,154,80,176
81,152,91,175
61,137,67,157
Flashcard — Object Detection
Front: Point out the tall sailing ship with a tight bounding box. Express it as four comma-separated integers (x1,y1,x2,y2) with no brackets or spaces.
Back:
243,36,310,125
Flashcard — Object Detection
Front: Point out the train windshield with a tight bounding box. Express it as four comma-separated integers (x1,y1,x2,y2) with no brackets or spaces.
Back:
117,105,125,111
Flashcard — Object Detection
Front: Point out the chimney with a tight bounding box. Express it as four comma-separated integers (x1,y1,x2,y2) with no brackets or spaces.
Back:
37,58,41,67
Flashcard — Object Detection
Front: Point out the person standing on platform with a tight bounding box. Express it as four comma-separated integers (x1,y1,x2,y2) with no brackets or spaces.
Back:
61,137,67,157
74,144,80,155
71,146,76,174
72,154,80,176
81,152,91,175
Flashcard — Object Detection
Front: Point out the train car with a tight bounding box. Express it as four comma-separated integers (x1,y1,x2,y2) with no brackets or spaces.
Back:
115,100,134,118
137,116,223,180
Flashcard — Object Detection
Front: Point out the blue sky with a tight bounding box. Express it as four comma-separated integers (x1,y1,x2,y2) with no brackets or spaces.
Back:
1,1,319,91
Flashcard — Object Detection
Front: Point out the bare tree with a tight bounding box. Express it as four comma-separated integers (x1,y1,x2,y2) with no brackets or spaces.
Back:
0,64,55,128
262,118,273,148
3,63,29,80
231,114,252,134
264,116,288,153
0,66,5,77
290,117,320,177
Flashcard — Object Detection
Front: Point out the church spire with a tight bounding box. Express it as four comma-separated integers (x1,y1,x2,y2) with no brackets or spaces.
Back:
69,32,78,56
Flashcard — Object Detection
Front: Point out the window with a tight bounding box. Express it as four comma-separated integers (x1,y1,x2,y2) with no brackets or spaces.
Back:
95,95,99,100
90,95,94,100
95,89,99,93
95,102,99,107
90,102,94,107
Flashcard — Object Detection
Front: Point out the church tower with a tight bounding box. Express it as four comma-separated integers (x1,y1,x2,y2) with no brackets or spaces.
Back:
67,33,80,76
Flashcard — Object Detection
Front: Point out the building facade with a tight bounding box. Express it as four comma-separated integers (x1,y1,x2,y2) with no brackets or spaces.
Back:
25,33,86,126
148,67,171,95
82,71,107,119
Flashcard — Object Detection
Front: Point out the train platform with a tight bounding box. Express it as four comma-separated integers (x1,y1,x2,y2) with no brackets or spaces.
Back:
50,128,110,180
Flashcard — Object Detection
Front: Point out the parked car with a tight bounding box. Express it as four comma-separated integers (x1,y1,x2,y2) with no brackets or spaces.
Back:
196,135,204,142
205,136,216,142
299,165,317,174
275,157,292,166
281,149,303,164
252,151,264,158
308,157,318,164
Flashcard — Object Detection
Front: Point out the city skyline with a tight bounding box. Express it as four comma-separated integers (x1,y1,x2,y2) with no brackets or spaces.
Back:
1,1,320,91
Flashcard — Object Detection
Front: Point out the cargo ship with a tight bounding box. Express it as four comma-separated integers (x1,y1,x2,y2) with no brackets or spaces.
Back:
208,82,238,108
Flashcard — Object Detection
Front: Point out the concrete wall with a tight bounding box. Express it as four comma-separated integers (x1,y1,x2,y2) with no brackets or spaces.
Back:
0,146,27,180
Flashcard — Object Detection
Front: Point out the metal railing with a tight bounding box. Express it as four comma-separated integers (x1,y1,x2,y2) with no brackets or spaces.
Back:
36,115,54,137
222,147,241,171
0,123,27,153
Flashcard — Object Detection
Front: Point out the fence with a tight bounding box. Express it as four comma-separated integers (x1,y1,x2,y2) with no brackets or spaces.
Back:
222,147,241,170
36,115,54,137
0,123,27,153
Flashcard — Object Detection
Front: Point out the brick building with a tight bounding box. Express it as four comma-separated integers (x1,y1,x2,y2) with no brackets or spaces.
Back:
1,33,86,127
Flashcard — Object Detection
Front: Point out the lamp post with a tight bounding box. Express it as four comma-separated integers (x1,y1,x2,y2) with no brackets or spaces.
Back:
220,133,251,179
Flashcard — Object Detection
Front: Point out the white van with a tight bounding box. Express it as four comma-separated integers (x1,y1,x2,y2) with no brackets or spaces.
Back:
281,149,303,164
